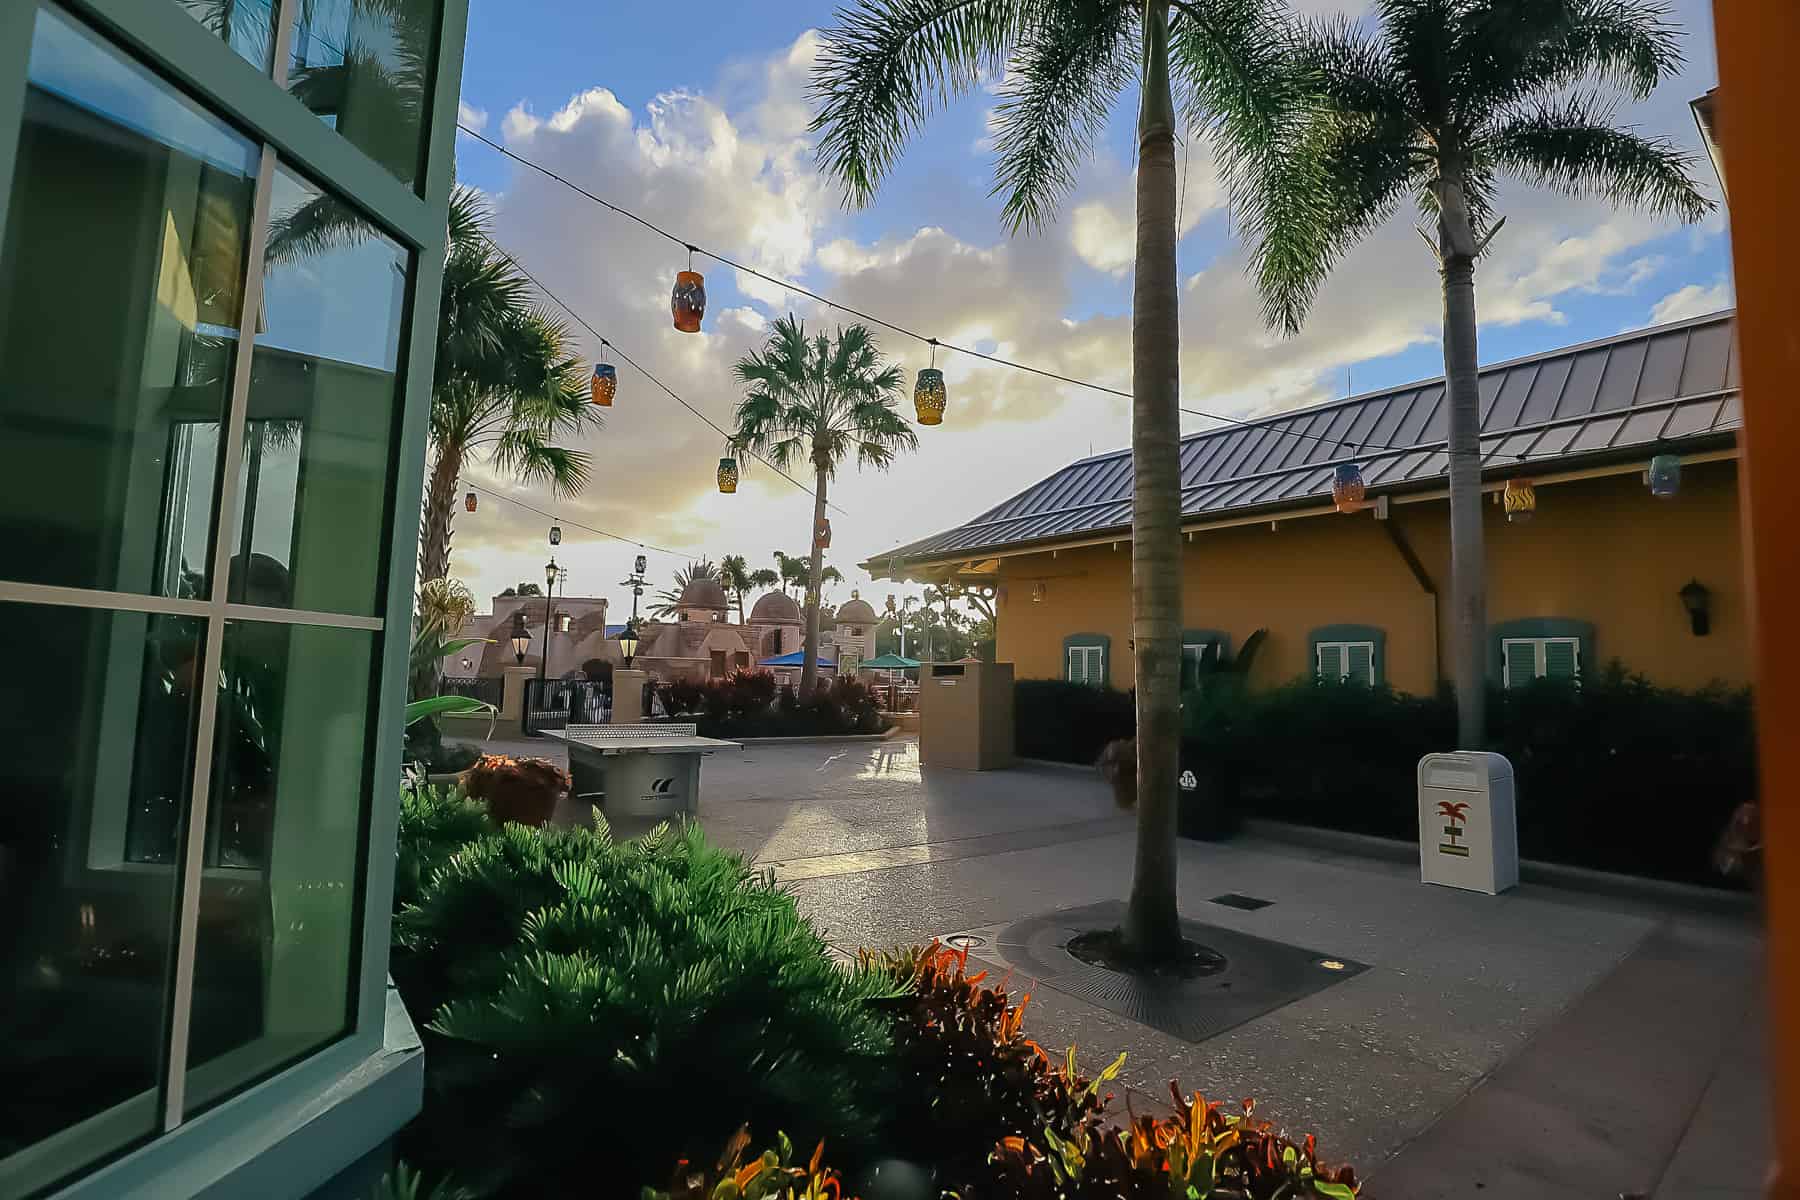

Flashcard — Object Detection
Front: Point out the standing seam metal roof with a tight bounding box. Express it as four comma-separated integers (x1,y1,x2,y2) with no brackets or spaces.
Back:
870,311,1739,566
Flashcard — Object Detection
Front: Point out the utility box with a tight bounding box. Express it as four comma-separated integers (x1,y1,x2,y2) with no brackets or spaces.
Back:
919,661,1014,771
547,723,741,822
1417,752,1519,894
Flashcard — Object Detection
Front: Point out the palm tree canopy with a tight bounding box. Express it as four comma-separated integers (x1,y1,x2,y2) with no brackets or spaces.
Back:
434,186,600,497
731,315,916,480
1244,0,1712,333
718,554,753,596
748,567,782,591
650,560,721,619
811,0,1295,233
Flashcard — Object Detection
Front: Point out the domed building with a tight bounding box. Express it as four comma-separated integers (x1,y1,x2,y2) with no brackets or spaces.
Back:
831,591,879,670
748,589,806,659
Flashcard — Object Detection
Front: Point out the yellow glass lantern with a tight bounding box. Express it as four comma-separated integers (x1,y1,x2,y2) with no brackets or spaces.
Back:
672,249,706,333
464,491,477,513
1331,463,1365,513
590,360,616,406
914,341,946,425
1503,477,1536,522
717,456,738,494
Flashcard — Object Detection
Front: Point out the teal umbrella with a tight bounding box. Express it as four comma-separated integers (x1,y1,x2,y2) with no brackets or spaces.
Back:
862,653,920,669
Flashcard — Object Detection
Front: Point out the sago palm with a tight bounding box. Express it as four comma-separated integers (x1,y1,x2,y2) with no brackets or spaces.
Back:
812,0,1292,957
419,188,601,583
1241,0,1710,748
732,316,917,698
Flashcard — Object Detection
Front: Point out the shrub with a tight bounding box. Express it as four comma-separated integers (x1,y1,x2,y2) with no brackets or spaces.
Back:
392,820,899,1197
1014,680,1136,765
643,1127,846,1200
393,784,495,912
666,671,889,738
459,754,568,827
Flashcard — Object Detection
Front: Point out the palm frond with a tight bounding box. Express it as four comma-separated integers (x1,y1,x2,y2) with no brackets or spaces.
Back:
488,429,592,498
989,2,1135,234
1482,91,1711,222
812,0,1035,207
1168,0,1305,167
1456,0,1682,115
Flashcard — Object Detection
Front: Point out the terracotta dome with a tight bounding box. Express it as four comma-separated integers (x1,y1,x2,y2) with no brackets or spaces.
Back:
835,590,878,625
677,573,730,614
749,590,803,624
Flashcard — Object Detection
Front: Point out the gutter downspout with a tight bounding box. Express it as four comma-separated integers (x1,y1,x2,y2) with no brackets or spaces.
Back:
1382,517,1441,689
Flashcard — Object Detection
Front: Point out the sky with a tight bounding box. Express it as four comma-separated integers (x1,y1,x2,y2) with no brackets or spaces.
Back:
446,0,1733,623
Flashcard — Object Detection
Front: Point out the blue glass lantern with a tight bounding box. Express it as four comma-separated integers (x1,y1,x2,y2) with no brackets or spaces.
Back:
1648,454,1681,498
1331,463,1366,512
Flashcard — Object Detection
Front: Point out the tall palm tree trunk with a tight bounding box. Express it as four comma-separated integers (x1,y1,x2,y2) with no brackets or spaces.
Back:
419,441,463,584
800,466,829,698
1437,173,1486,749
1123,0,1185,961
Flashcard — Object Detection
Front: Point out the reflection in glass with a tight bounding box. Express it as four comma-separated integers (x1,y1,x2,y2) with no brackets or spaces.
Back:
185,621,376,1114
287,0,441,190
0,604,203,1197
175,0,279,71
228,165,410,616
0,5,255,598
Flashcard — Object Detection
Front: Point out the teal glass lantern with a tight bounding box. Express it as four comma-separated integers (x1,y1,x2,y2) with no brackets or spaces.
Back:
1648,454,1681,498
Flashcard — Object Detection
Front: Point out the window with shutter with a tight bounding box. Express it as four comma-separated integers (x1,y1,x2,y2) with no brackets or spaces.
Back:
1345,642,1375,686
1064,635,1109,687
1316,642,1343,681
1501,636,1583,688
1543,638,1580,680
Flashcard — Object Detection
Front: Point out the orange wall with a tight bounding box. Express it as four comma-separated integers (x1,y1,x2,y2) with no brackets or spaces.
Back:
993,457,1747,694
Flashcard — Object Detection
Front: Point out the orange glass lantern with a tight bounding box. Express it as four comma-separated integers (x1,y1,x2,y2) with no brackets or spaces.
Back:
590,360,616,406
672,250,706,333
1503,477,1536,522
464,491,477,513
1331,463,1365,512
815,517,831,549
717,457,738,494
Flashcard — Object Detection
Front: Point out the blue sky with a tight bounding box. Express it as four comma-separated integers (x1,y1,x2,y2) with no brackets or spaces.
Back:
447,0,1734,617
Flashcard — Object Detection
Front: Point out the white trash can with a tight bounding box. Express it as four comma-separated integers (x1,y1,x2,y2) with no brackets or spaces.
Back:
1417,752,1519,895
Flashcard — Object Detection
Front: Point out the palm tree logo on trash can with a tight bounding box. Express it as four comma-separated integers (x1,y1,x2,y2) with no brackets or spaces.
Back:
1437,800,1472,857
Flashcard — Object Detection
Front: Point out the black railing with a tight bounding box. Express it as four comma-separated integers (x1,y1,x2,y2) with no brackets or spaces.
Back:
440,675,504,706
523,679,609,736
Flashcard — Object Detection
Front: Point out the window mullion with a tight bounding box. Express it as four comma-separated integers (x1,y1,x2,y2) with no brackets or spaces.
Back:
269,0,298,87
161,142,276,1133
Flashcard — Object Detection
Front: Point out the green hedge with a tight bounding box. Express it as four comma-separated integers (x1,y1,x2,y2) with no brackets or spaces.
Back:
1014,679,1136,766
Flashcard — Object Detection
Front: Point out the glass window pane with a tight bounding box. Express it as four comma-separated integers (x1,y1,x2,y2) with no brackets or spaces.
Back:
174,0,278,72
0,5,257,599
0,604,205,1197
287,0,441,190
185,621,376,1115
229,165,410,616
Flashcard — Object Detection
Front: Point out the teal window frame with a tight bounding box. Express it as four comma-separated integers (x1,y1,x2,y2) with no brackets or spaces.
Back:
1309,624,1385,686
1490,618,1595,688
0,0,470,1194
1179,627,1230,689
1064,633,1110,687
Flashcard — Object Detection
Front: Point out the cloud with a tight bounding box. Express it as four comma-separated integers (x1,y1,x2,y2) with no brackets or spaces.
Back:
457,100,488,133
1650,279,1734,325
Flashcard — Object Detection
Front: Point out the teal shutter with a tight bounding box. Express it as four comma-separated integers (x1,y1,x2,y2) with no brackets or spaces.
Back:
1346,643,1374,686
1067,647,1084,685
1316,642,1343,681
1543,638,1579,681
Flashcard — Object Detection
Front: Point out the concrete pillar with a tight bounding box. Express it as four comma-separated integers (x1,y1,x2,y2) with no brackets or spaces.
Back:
500,665,535,724
611,669,649,724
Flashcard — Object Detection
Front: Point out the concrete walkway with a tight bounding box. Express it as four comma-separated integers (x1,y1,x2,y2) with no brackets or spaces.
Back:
458,734,1769,1194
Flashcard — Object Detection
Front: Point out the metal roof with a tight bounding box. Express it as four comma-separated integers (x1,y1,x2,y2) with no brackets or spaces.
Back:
871,310,1739,568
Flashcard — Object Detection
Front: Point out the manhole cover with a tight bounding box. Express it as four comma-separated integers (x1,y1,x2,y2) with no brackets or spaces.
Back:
1210,892,1274,911
991,900,1365,1044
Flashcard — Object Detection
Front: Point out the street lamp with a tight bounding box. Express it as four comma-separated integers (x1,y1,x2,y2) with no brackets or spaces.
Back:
510,612,531,664
539,557,559,683
619,619,639,669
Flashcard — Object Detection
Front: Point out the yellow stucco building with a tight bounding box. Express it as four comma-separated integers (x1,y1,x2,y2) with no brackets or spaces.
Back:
869,311,1746,696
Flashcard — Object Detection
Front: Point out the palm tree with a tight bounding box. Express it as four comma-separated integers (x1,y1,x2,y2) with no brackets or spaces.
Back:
719,554,755,624
748,567,782,595
1241,0,1709,749
813,0,1291,959
650,560,720,620
417,188,601,583
732,316,917,698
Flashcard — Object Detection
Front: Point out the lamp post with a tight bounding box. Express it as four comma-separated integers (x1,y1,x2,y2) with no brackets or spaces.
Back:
619,553,647,629
510,612,530,665
539,557,562,683
620,619,639,669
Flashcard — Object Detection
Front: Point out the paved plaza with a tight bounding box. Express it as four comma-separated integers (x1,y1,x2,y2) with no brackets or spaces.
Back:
479,733,1768,1198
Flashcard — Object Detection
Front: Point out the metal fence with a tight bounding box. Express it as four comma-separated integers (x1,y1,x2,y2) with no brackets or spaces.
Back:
523,679,609,736
440,675,504,706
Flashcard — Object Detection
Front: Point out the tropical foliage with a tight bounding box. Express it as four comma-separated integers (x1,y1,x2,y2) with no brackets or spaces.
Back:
719,554,755,624
651,559,721,620
1240,0,1710,748
732,317,916,698
811,0,1295,960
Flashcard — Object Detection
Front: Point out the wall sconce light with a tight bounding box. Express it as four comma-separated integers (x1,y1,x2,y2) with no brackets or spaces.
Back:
1679,578,1711,636
1031,581,1046,603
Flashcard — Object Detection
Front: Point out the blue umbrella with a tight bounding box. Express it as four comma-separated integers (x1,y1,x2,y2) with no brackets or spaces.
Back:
760,649,835,668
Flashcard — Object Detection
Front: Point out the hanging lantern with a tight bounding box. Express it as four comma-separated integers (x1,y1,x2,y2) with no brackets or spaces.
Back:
815,517,832,549
1503,477,1536,523
672,249,706,333
549,524,562,546
1648,454,1682,498
464,491,477,513
717,456,738,494
914,340,946,425
590,360,616,407
1031,581,1046,603
1331,462,1365,513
